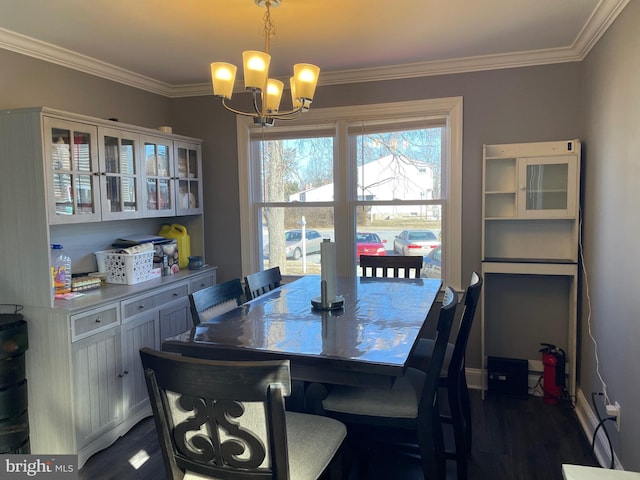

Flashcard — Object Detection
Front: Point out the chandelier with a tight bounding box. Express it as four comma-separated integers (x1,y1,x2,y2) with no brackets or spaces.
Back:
210,0,320,126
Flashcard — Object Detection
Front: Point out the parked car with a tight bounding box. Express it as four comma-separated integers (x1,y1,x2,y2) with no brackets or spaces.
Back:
284,229,324,260
393,230,440,256
421,246,441,279
356,232,387,260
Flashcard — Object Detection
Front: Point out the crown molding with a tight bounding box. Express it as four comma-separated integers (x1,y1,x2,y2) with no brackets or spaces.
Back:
572,0,631,58
0,0,629,99
0,28,172,96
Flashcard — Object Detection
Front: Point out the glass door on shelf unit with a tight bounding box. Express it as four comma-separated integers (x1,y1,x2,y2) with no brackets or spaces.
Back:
142,137,174,216
518,155,577,218
175,142,201,214
45,118,100,224
99,128,142,220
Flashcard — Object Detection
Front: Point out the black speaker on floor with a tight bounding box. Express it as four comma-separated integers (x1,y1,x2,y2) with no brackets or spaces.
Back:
487,356,528,399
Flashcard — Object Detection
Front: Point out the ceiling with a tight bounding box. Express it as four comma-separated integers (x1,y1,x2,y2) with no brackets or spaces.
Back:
0,0,629,98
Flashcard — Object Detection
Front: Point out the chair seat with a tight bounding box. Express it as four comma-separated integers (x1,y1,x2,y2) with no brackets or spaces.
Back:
285,412,347,479
411,338,455,376
183,412,346,480
322,368,426,418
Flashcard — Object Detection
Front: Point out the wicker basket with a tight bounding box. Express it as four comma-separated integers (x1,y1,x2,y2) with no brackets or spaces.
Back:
95,250,154,285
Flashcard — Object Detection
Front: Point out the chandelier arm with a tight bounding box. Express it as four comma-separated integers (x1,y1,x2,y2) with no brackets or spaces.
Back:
221,98,260,118
269,108,303,119
252,90,266,118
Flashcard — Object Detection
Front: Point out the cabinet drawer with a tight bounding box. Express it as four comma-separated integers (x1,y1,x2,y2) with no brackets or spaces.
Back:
122,282,189,319
72,304,120,341
190,272,216,293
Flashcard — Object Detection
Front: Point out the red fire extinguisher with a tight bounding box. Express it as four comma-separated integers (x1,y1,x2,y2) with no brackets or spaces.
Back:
539,343,566,404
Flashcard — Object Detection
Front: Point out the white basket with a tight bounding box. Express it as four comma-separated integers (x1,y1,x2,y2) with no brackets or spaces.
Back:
95,250,154,285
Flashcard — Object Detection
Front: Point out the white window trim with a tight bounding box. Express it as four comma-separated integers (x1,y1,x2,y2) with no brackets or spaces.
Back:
237,96,463,291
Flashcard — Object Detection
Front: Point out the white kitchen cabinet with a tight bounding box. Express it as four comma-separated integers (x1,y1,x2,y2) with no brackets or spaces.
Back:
175,140,203,215
159,296,191,341
72,313,143,466
120,310,158,422
5,107,202,226
141,137,204,217
97,126,144,220
122,280,191,344
0,105,212,466
189,269,216,293
45,117,149,224
44,117,102,224
481,139,580,400
67,270,215,466
141,134,175,217
72,319,122,452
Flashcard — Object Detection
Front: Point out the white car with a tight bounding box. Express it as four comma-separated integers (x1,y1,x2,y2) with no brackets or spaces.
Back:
393,230,440,256
263,229,325,260
284,229,324,259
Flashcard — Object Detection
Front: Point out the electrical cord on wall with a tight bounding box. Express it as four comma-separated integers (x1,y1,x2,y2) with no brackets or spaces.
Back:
581,207,617,469
579,208,611,405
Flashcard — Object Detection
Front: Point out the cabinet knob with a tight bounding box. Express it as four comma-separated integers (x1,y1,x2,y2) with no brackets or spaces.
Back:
138,305,145,309
95,317,101,323
172,292,179,297
118,370,129,378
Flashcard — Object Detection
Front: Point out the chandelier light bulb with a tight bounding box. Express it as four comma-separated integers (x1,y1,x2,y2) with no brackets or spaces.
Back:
210,62,237,99
293,63,320,102
266,78,284,112
243,50,271,91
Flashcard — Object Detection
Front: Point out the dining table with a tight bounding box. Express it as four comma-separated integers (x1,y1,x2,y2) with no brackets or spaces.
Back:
162,274,442,391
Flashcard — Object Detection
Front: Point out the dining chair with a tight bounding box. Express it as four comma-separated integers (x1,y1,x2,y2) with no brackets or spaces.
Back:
359,255,423,279
188,278,245,326
409,271,482,480
139,347,347,480
244,266,282,300
320,285,458,480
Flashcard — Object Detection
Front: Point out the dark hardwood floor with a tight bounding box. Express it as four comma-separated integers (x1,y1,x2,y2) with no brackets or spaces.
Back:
79,390,600,479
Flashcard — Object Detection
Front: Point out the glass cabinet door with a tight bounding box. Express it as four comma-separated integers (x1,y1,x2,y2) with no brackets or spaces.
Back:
142,136,174,217
174,141,202,215
517,155,577,218
45,118,100,224
98,128,142,220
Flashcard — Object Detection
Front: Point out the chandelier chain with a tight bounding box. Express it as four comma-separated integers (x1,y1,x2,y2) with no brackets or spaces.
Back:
262,1,276,54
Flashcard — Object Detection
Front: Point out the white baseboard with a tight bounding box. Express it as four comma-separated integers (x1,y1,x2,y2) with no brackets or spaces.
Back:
574,387,623,470
466,367,623,470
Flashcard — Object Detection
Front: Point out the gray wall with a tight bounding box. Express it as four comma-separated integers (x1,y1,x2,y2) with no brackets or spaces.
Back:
582,0,640,470
0,48,171,127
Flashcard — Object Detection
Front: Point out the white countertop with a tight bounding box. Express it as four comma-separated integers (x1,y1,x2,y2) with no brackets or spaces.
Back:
563,465,640,479
52,265,217,313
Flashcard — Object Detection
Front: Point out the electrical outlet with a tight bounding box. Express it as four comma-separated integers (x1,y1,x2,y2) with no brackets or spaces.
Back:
607,402,622,431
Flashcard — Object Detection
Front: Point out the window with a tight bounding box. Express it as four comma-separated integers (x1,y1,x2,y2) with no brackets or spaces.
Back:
238,97,463,290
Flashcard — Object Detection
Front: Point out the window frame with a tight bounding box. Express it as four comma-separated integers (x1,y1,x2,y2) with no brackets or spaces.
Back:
237,96,463,290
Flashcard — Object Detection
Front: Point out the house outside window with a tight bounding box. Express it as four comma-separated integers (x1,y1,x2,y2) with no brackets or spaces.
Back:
237,97,463,290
